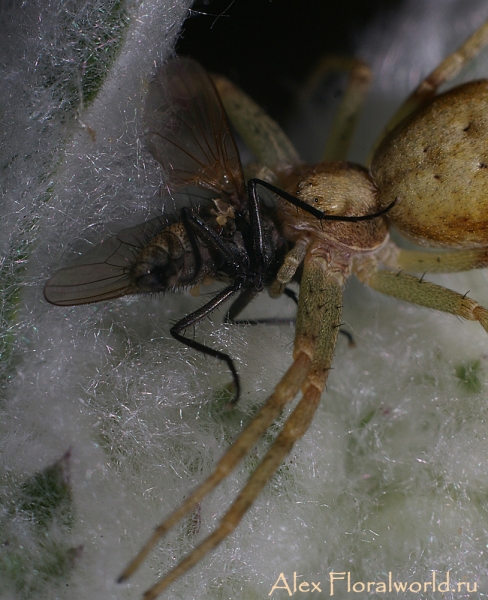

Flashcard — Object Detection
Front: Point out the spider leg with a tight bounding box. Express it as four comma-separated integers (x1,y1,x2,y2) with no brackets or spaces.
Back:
117,350,310,587
369,19,488,159
391,246,488,274
270,238,310,297
274,285,355,346
226,286,354,345
301,56,371,161
212,74,301,168
128,254,343,599
355,257,488,332
142,388,324,600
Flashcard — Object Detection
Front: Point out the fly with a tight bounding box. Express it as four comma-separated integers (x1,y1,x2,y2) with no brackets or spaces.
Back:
44,59,291,402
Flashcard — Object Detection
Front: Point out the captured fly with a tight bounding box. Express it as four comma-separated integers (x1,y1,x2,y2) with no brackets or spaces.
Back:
44,58,290,400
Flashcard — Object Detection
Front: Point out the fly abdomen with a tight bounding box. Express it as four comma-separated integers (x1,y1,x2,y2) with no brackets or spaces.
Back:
130,243,180,292
130,221,217,292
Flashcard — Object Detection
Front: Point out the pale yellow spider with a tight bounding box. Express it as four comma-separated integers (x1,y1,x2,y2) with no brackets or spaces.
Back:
115,19,488,599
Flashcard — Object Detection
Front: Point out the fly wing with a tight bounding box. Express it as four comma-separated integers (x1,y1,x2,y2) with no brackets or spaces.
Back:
145,58,246,210
45,59,244,307
44,217,167,305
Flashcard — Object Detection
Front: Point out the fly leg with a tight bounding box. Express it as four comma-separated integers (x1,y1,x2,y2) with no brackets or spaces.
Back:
224,286,298,325
171,207,251,401
170,282,243,401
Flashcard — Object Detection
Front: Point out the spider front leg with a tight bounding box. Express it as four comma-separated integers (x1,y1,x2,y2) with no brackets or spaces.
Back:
212,74,300,169
214,57,372,167
119,253,343,599
354,254,488,332
302,56,372,161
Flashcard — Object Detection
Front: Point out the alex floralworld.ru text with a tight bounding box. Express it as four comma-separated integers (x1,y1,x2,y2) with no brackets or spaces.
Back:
268,571,478,595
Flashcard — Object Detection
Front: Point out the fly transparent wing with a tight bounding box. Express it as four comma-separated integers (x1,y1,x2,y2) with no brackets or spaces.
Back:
145,58,246,209
46,58,247,307
44,217,168,305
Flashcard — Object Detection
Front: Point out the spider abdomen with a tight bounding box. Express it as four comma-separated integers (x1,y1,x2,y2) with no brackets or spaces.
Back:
372,80,488,248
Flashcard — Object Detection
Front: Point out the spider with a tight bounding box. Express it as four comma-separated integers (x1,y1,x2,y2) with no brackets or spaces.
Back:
109,18,488,599
44,17,488,600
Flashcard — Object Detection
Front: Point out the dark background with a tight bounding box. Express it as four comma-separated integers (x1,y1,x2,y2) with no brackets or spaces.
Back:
178,0,404,121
